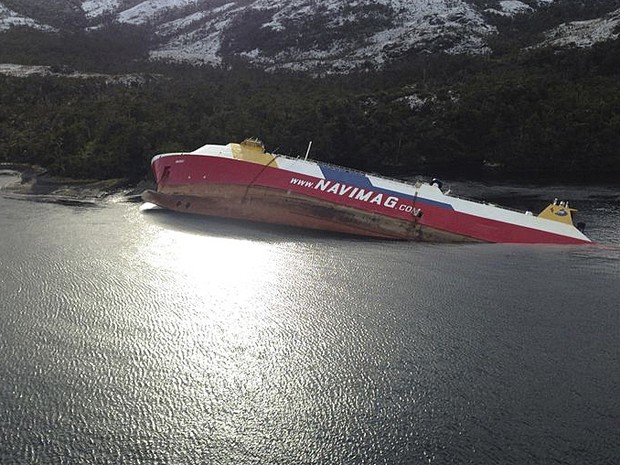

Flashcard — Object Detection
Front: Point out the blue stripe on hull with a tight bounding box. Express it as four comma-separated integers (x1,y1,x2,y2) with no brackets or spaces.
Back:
319,165,374,189
319,163,453,211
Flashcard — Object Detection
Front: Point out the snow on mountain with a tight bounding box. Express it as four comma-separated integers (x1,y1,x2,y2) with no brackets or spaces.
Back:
149,2,241,65
3,0,620,72
0,63,153,85
151,16,233,66
352,0,494,58
540,7,620,48
155,9,209,36
0,3,55,31
485,1,533,17
147,0,497,72
82,0,121,19
117,0,196,25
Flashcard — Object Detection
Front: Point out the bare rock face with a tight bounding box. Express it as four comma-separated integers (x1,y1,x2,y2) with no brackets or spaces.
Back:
1,0,620,72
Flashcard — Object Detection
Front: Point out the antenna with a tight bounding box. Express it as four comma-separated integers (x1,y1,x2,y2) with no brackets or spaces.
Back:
304,141,313,161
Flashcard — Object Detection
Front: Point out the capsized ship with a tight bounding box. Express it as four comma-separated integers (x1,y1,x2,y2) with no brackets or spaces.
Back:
142,139,592,244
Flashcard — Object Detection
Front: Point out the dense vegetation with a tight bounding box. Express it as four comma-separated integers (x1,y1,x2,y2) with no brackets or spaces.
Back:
1,0,86,30
1,24,620,183
0,25,155,72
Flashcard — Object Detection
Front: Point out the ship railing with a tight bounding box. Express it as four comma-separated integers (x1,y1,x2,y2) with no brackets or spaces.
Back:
439,188,535,215
275,152,532,216
274,151,425,188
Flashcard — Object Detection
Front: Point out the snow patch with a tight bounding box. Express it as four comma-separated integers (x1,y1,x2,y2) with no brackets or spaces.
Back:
399,94,433,110
157,10,209,36
151,17,235,66
0,63,154,84
486,1,533,17
0,63,50,76
0,4,56,31
118,0,196,25
355,1,495,64
82,0,121,18
541,8,620,48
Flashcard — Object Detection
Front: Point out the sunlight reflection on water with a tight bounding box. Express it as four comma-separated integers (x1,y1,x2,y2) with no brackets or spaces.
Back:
132,218,331,461
1,191,619,464
145,227,279,305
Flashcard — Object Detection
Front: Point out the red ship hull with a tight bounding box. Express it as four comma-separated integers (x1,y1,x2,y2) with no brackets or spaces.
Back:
142,142,592,244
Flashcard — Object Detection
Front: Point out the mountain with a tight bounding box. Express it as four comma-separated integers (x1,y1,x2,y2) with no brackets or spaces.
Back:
2,1,620,182
540,6,620,48
0,2,56,31
1,0,620,72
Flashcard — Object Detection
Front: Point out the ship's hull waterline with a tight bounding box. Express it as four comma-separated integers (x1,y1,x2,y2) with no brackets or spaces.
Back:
142,186,477,242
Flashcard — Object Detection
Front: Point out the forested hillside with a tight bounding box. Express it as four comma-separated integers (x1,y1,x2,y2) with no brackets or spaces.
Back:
1,17,620,182
2,49,620,182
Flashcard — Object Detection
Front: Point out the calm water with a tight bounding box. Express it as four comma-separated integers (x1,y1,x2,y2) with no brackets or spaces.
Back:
1,175,619,464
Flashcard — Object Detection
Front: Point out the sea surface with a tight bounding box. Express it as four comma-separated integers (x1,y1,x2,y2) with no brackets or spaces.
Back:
1,174,619,464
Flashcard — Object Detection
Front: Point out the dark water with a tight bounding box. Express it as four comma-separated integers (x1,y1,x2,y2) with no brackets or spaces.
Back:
1,175,619,464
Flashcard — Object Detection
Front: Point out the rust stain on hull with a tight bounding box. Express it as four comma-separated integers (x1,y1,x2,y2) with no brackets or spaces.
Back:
142,184,480,242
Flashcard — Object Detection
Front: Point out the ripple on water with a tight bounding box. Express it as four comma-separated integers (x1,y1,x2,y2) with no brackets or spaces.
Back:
1,196,619,464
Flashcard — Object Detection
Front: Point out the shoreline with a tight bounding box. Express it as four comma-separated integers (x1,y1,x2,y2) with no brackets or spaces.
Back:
0,163,154,203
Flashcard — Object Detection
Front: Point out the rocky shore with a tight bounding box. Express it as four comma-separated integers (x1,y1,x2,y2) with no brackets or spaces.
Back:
0,163,154,205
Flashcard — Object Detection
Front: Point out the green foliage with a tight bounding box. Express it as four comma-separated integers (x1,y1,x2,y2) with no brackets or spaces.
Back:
0,24,154,72
452,74,620,176
1,34,620,182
